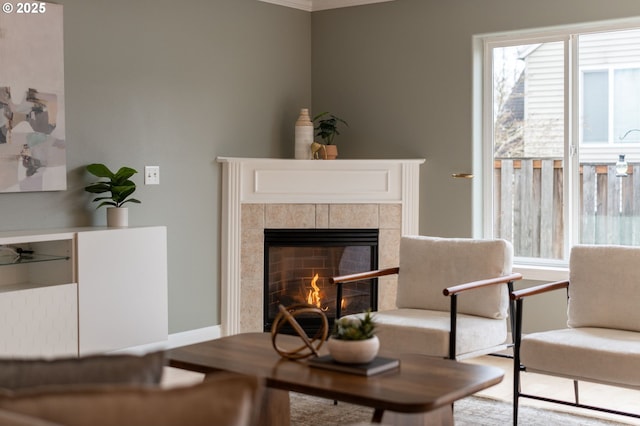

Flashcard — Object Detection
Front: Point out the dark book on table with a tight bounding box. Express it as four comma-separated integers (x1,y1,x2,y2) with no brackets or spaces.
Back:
308,355,400,376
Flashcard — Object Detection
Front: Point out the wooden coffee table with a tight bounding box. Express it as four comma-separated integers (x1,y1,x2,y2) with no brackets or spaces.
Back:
168,332,503,425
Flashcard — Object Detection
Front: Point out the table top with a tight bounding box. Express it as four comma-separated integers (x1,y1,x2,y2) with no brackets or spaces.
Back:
168,332,504,414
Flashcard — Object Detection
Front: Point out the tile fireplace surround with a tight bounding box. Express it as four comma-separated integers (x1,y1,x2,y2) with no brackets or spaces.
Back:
218,157,425,335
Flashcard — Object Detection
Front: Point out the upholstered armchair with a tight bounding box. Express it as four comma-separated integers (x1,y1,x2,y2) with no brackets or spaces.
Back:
512,244,640,424
332,235,522,360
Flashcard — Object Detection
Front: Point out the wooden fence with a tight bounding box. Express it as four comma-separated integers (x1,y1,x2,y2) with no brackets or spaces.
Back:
494,159,640,259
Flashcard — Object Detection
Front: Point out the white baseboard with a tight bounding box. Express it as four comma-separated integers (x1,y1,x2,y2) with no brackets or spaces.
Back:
111,325,222,355
167,325,222,348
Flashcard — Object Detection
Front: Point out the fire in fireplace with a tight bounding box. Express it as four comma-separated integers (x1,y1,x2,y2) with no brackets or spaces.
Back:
264,229,378,335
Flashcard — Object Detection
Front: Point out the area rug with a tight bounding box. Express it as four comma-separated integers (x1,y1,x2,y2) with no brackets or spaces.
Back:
290,392,628,426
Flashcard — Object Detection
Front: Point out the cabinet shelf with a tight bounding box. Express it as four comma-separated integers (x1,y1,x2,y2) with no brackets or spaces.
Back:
0,253,70,267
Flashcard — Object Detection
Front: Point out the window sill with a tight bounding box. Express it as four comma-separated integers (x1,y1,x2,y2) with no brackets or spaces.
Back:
513,264,569,282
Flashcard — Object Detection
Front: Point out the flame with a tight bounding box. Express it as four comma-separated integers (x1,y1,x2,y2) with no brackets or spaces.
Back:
307,273,322,307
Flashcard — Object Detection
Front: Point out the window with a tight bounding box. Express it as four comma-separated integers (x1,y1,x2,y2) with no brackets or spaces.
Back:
583,67,640,144
478,24,640,269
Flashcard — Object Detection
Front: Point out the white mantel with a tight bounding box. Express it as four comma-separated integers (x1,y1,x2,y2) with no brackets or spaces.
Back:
218,157,425,336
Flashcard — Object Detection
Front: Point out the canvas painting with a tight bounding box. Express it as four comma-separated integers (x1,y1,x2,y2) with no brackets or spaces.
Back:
0,2,65,192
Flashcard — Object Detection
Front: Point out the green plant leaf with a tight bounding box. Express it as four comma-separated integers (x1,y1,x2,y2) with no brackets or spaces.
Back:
83,163,140,208
86,163,115,179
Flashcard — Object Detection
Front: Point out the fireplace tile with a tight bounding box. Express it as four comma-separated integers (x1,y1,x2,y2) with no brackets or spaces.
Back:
378,275,398,311
241,227,263,281
379,228,401,268
316,204,329,228
329,204,379,228
242,204,265,229
241,279,262,332
265,204,315,228
380,204,402,229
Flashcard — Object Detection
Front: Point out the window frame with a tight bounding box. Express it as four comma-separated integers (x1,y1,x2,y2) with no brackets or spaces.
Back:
473,18,640,281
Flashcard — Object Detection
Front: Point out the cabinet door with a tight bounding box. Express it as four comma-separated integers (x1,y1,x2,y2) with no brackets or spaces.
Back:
77,227,168,355
0,283,78,357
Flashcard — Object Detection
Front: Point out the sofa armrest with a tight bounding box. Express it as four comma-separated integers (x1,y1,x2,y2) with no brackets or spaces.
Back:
511,280,569,300
443,272,523,296
330,267,399,284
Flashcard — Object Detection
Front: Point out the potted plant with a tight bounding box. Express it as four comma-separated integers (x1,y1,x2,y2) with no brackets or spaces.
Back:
84,163,141,227
312,112,348,160
327,310,379,364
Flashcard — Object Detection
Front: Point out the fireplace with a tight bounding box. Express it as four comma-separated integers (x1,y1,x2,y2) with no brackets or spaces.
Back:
264,229,378,335
218,157,424,335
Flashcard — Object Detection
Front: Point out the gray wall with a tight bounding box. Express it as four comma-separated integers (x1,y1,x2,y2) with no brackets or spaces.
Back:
0,0,311,333
312,0,640,237
5,0,640,336
311,0,640,331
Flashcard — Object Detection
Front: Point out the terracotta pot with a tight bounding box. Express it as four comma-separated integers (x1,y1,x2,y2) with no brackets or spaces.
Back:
323,144,338,160
327,335,379,364
107,207,128,228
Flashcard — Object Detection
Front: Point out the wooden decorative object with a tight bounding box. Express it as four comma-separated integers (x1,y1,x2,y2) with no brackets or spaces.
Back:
271,304,328,360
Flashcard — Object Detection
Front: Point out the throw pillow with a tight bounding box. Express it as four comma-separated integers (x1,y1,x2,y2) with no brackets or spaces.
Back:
0,351,165,390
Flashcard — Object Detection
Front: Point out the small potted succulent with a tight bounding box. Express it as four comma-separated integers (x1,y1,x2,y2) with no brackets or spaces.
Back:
84,163,141,227
312,112,348,160
327,310,379,364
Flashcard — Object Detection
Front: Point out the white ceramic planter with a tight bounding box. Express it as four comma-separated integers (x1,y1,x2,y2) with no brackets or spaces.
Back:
327,335,379,364
106,207,128,228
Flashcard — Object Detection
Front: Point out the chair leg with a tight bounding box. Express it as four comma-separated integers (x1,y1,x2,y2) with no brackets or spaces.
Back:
512,298,524,426
573,380,579,404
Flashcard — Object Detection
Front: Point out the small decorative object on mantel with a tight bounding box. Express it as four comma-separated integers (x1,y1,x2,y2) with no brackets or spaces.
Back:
327,310,379,364
294,108,314,160
84,163,141,228
312,112,348,160
271,303,328,360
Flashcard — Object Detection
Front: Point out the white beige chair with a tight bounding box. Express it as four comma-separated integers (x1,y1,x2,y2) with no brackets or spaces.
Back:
512,244,640,424
332,235,522,360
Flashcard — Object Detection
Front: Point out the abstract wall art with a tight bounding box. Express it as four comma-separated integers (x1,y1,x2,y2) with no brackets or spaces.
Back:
0,2,65,192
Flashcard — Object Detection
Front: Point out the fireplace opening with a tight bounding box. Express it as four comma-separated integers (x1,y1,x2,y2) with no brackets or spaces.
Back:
264,229,378,336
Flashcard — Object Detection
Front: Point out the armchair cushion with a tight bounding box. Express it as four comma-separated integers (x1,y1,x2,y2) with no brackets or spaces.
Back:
568,245,640,332
372,309,507,358
0,351,165,391
0,372,264,426
395,236,512,319
521,327,640,389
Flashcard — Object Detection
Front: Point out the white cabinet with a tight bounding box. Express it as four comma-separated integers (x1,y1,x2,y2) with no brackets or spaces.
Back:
0,227,168,358
77,227,168,355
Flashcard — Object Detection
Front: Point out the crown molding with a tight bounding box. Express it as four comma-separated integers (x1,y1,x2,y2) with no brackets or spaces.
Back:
257,0,394,12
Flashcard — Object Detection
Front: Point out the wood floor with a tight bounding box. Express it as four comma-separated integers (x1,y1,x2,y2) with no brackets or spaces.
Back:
162,355,640,425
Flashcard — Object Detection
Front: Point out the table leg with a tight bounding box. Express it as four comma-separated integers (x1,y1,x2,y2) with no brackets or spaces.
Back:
381,404,454,426
257,388,291,426
372,408,385,423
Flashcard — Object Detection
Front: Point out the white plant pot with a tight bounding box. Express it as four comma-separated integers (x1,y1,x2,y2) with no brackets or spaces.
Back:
327,335,380,364
107,207,128,228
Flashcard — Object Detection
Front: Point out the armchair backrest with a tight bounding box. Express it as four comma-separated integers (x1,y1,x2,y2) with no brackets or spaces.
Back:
395,236,513,319
568,245,640,332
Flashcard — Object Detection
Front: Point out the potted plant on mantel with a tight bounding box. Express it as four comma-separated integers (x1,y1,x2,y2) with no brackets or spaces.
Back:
84,163,141,228
312,112,348,160
327,310,379,364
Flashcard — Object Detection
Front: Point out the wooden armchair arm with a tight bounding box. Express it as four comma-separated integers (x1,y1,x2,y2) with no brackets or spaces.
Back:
330,267,399,284
510,280,569,300
443,272,523,296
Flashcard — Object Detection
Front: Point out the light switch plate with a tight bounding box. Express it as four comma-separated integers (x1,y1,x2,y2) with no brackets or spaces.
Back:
145,166,160,185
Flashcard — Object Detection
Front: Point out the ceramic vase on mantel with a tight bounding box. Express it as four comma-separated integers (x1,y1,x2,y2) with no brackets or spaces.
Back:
107,207,128,228
327,335,380,364
294,108,314,160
